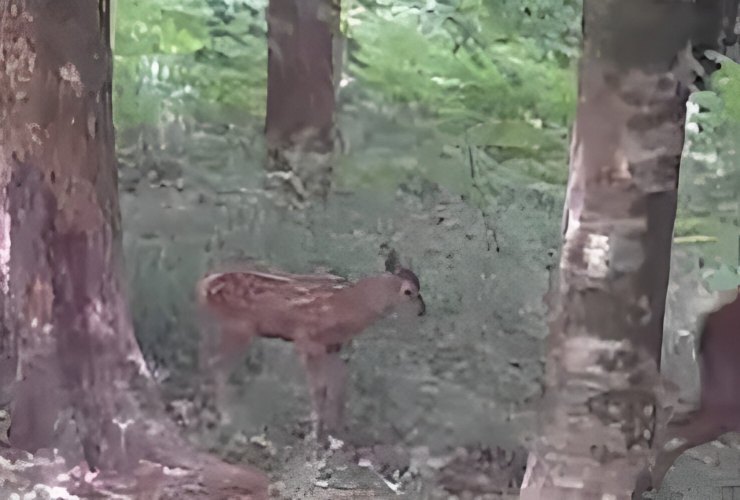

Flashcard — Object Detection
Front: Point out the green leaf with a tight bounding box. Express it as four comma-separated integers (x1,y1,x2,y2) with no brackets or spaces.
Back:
704,264,740,292
712,59,740,122
673,235,718,244
463,121,560,149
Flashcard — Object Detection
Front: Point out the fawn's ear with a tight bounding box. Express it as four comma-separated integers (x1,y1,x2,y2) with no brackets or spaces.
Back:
384,248,401,273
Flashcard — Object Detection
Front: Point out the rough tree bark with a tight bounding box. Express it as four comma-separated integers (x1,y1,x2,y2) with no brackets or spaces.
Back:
0,1,266,496
264,0,341,206
520,1,725,498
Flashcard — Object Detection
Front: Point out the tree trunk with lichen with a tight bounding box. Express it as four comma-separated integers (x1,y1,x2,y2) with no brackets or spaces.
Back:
264,0,340,206
520,1,726,498
0,1,266,496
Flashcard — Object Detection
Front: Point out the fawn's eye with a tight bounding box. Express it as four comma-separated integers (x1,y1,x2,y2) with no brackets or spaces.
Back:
404,289,412,296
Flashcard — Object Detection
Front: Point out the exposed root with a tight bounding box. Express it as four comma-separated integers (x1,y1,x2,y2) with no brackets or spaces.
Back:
0,442,268,500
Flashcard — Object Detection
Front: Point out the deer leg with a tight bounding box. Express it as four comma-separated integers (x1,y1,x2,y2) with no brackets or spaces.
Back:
299,343,349,443
200,321,254,425
649,409,729,491
321,345,349,439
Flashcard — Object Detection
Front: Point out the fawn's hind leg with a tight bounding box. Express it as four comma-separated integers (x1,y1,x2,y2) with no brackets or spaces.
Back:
299,343,349,443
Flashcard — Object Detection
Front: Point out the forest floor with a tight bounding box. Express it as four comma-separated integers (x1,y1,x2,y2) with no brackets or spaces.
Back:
115,117,550,498
111,115,740,499
172,409,527,499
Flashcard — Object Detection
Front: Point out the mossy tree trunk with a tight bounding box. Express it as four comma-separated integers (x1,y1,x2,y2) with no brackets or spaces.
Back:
264,0,341,206
0,1,266,496
520,1,726,498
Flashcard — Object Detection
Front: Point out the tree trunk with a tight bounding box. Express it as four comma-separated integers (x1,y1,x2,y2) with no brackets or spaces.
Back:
0,1,266,496
719,0,739,61
264,0,340,205
0,0,141,470
520,1,725,498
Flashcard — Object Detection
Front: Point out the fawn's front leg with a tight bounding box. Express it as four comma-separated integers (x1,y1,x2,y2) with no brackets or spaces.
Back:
200,320,255,425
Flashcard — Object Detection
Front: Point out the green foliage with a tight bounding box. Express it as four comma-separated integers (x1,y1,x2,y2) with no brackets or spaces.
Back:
331,0,578,204
114,0,579,153
711,53,740,121
675,57,740,290
347,0,578,138
704,263,740,292
113,0,268,129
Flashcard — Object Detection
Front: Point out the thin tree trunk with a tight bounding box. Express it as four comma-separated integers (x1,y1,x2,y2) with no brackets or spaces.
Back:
0,1,266,496
520,1,725,498
264,0,340,205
